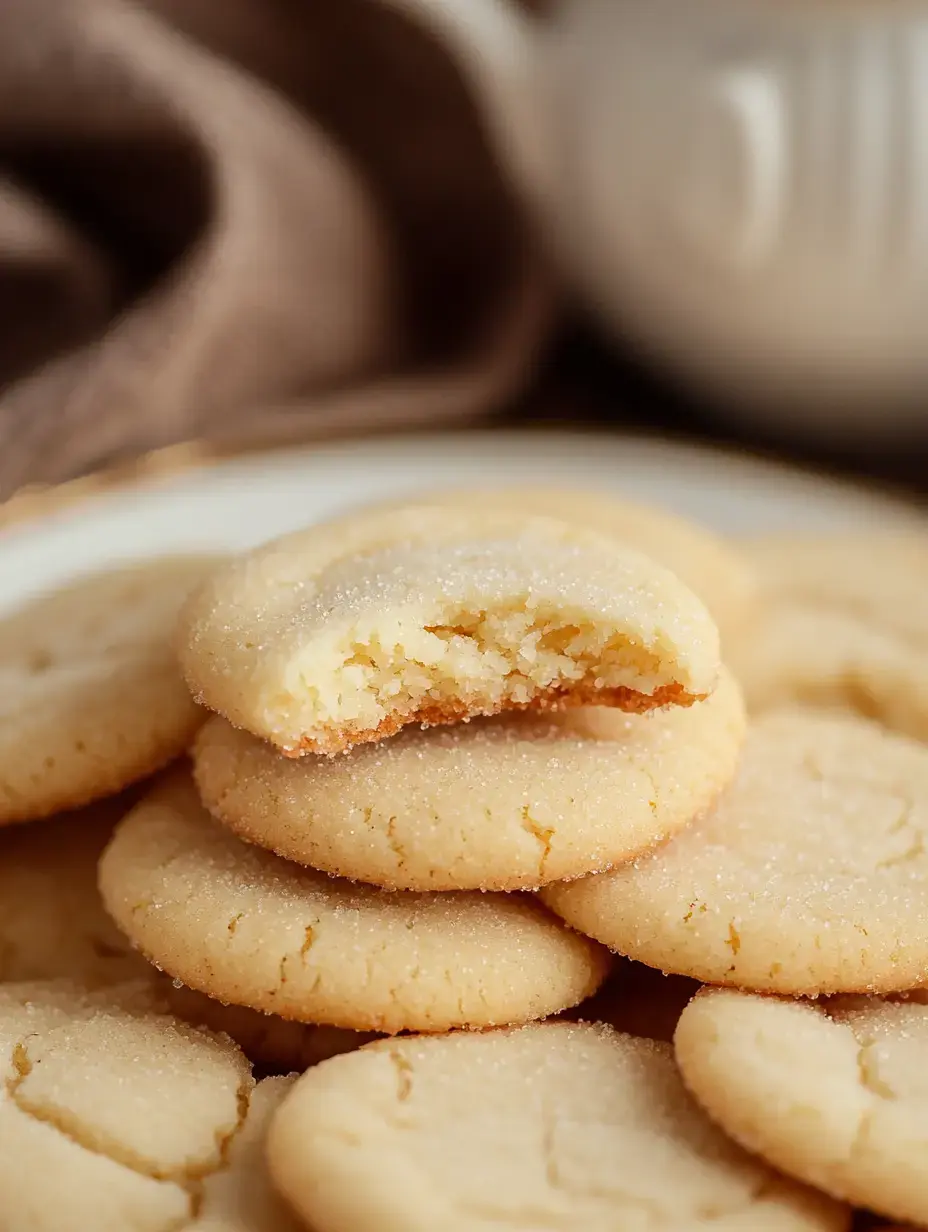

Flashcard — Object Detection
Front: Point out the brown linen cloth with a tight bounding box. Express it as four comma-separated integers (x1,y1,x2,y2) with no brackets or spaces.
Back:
0,0,553,496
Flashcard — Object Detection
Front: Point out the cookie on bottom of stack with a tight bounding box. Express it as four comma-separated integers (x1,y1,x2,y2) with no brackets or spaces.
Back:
0,979,298,1231
266,1021,848,1232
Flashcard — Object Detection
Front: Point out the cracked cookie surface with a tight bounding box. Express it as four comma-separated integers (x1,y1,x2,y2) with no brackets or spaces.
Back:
0,979,293,1231
99,773,611,1033
0,556,221,823
179,505,721,756
192,667,744,891
675,988,928,1227
729,532,928,741
266,1020,848,1232
541,709,928,996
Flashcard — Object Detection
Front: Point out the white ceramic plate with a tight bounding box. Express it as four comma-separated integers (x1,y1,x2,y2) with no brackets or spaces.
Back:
0,429,922,612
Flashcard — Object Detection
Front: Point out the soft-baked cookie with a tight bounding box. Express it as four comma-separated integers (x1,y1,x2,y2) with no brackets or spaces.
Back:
0,978,284,1231
100,773,611,1033
675,988,928,1228
192,667,744,891
163,981,377,1073
730,532,928,740
266,1021,849,1232
0,556,220,823
370,484,757,640
542,709,928,996
179,506,721,755
0,795,149,986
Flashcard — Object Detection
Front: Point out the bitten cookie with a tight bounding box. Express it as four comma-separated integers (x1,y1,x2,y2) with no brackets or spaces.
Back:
179,506,721,755
99,773,611,1033
675,988,928,1228
0,556,220,823
0,979,298,1231
266,1021,849,1232
730,532,928,740
370,484,757,640
0,795,149,986
192,667,745,891
542,709,928,996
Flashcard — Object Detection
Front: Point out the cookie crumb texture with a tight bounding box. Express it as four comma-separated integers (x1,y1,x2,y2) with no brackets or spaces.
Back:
180,508,720,754
542,709,928,996
0,557,219,824
266,1021,848,1232
0,980,298,1231
99,774,611,1033
675,988,928,1228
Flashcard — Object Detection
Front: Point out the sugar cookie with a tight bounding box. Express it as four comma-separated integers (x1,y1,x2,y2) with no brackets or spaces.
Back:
266,1021,848,1232
675,988,928,1228
192,666,744,891
180,506,721,755
0,978,276,1231
370,484,757,639
730,532,928,740
0,795,149,986
163,980,377,1073
541,709,928,996
0,556,220,823
99,774,611,1033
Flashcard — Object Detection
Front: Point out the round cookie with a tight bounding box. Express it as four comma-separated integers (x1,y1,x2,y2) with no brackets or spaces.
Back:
369,484,757,640
163,980,378,1073
0,556,221,824
0,794,149,986
675,987,928,1227
99,773,611,1033
179,505,721,755
266,1020,849,1232
541,709,928,996
730,532,928,741
0,978,267,1230
192,667,745,891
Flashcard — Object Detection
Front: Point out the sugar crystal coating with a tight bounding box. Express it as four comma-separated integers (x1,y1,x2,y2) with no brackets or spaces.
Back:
542,709,928,995
675,988,928,1226
180,506,721,754
193,667,744,890
267,1021,848,1232
99,773,611,1033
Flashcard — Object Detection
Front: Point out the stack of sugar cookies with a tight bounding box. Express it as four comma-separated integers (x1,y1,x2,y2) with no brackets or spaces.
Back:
2,484,928,1232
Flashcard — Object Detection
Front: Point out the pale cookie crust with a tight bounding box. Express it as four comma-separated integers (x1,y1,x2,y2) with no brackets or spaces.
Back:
0,556,220,823
163,980,378,1073
541,709,928,996
0,795,150,986
266,1021,848,1232
675,988,928,1228
179,506,721,755
730,532,928,740
192,667,745,891
370,484,757,640
99,774,611,1033
0,978,274,1231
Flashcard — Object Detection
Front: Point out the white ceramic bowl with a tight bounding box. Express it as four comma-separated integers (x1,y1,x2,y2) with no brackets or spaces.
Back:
539,0,928,440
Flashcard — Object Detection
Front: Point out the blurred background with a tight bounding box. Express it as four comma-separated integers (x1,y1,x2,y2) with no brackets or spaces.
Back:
1,0,926,499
